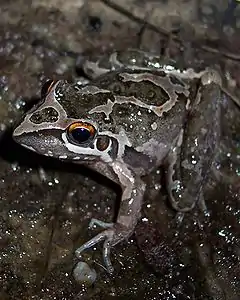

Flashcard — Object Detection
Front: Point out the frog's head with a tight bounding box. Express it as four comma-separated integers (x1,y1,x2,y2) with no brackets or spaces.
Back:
13,80,116,163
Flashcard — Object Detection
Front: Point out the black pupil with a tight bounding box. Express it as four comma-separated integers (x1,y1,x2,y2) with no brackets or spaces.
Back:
71,127,91,143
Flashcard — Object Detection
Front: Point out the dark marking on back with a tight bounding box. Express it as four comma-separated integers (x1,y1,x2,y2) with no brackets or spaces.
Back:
30,107,59,124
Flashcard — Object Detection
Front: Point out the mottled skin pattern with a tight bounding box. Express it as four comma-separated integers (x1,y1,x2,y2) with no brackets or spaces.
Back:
13,49,227,273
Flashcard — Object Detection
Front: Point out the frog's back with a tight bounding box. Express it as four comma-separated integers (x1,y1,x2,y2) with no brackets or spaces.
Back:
80,68,193,161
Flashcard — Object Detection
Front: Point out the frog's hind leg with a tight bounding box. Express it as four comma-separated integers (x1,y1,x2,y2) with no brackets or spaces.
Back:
163,129,200,213
165,77,222,215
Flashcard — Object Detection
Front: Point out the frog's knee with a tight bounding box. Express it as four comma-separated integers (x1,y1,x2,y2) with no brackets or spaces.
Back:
201,69,222,86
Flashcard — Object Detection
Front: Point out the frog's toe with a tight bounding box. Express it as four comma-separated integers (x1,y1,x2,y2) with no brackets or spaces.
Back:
75,228,115,273
170,199,196,212
102,238,114,273
89,218,114,229
75,223,130,273
75,229,113,258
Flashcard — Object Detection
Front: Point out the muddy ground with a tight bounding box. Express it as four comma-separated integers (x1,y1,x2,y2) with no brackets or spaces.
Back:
0,0,240,299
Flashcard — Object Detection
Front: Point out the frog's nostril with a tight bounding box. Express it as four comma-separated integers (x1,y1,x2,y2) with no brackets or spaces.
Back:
41,79,56,97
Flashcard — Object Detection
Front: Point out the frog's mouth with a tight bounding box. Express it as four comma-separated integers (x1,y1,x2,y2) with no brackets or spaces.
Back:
13,128,65,156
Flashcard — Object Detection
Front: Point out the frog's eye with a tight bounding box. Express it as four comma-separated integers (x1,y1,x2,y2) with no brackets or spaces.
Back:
67,122,96,146
41,80,56,97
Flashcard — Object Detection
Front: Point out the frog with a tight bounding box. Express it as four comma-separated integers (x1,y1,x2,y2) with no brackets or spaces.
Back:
13,48,229,273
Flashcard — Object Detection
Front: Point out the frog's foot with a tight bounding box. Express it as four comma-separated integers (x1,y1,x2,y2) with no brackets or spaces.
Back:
171,189,209,229
169,198,196,213
75,222,129,274
170,192,207,213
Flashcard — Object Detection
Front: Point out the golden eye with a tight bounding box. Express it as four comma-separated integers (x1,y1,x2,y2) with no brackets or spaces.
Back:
67,122,96,145
41,80,56,97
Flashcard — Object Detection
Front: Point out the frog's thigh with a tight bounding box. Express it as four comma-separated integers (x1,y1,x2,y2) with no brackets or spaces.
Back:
166,79,222,213
164,130,198,213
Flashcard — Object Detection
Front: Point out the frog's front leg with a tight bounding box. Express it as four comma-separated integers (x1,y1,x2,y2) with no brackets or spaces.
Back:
75,161,146,273
165,77,222,213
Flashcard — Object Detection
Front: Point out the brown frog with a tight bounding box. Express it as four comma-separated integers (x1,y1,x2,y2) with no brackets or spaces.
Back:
13,49,229,273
